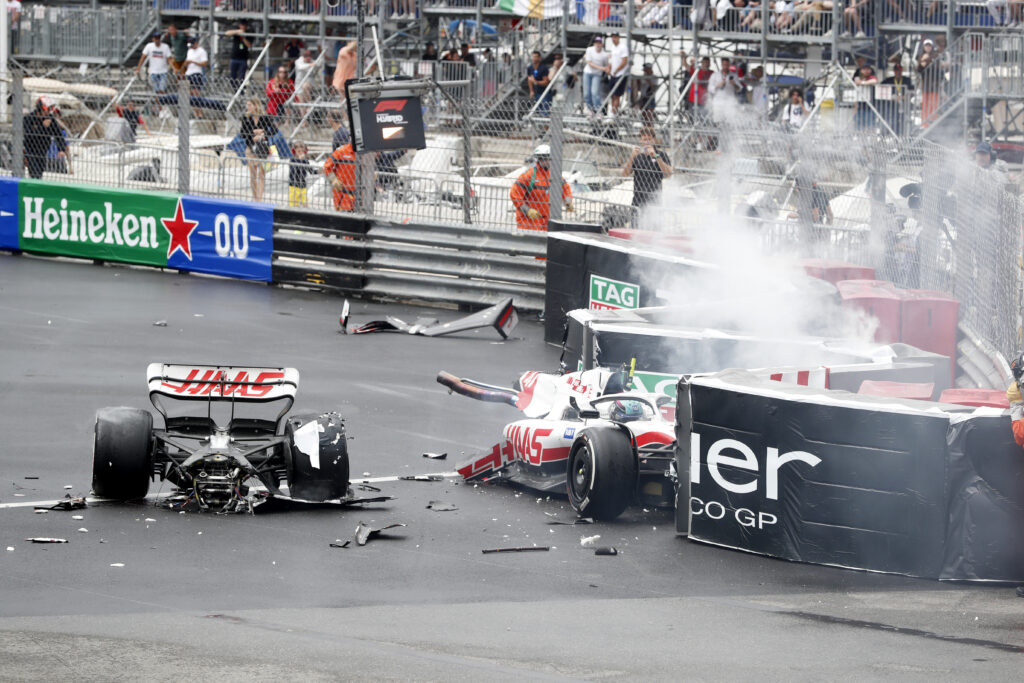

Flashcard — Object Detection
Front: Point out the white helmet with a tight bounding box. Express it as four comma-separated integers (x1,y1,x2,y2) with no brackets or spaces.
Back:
532,144,551,159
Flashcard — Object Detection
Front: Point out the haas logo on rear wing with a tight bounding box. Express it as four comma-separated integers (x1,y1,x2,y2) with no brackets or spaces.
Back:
147,363,299,400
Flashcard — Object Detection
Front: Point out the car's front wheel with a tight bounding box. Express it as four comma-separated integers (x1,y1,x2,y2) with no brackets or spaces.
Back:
566,426,637,521
92,407,153,500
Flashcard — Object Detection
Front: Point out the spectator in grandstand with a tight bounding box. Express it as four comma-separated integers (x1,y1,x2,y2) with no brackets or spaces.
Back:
879,61,912,135
332,41,358,93
774,0,796,32
789,0,833,35
686,56,713,115
375,149,407,191
510,144,573,231
442,47,461,62
527,51,552,112
974,141,1012,190
183,37,208,120
116,99,151,142
482,48,495,62
745,65,768,114
853,61,878,129
582,36,611,115
226,21,252,91
7,0,21,25
633,63,658,123
165,25,189,75
137,33,173,94
710,0,737,28
391,0,416,20
294,49,316,102
623,131,672,210
740,0,764,29
24,98,69,179
708,57,741,102
283,38,305,74
460,43,477,67
236,98,279,201
324,142,357,211
781,88,810,129
421,42,437,60
608,32,630,115
266,65,295,120
916,38,943,127
841,0,869,38
288,142,315,208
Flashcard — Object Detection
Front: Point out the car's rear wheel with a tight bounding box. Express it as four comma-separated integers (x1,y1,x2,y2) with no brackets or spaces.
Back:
566,426,638,521
285,412,349,501
92,407,153,500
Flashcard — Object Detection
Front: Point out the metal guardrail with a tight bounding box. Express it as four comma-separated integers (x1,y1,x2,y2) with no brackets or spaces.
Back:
271,209,547,310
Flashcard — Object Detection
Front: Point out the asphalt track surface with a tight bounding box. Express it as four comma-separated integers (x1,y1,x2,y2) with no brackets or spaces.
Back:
1,253,1023,681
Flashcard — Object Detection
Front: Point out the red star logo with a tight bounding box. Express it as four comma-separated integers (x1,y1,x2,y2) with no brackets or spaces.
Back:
161,199,199,261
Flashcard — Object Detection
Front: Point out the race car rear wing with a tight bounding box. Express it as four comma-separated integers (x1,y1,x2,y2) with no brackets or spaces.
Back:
147,363,299,402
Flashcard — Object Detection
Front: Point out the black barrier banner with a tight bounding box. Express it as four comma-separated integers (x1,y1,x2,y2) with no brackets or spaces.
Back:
684,371,952,578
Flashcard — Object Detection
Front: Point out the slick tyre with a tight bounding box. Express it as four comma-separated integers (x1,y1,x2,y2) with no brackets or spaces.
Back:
285,412,349,501
566,426,637,521
92,407,154,500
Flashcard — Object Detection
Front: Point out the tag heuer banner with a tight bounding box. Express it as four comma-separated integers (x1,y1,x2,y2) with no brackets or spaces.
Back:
0,178,273,281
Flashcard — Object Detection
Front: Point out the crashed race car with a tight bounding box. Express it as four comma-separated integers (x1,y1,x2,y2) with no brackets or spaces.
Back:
437,367,677,520
91,364,353,512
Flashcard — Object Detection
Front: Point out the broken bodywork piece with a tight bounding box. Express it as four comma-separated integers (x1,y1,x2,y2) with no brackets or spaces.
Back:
345,298,518,339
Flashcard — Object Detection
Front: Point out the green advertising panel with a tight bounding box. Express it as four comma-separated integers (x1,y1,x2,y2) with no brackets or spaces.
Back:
17,180,176,266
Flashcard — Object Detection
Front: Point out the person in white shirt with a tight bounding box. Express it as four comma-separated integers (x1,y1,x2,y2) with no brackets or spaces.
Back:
607,32,630,115
707,56,741,100
783,88,810,129
582,36,611,114
183,37,208,91
137,33,173,93
7,0,22,24
294,49,316,102
746,65,768,115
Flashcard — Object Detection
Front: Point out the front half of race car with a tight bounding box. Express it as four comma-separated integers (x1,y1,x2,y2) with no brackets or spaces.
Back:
91,364,353,512
438,368,677,520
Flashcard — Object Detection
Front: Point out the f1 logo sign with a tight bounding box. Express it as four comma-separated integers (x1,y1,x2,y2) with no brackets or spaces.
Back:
373,99,407,113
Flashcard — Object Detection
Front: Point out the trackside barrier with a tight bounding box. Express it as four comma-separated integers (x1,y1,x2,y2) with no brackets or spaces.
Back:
0,177,274,281
271,208,548,311
0,179,547,312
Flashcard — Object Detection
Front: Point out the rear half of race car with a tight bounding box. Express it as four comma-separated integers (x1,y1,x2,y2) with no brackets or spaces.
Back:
92,364,351,512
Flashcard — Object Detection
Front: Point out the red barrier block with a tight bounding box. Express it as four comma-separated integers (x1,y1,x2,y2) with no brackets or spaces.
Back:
900,289,959,363
939,388,1009,409
802,259,876,285
607,228,692,254
858,380,936,400
837,280,902,343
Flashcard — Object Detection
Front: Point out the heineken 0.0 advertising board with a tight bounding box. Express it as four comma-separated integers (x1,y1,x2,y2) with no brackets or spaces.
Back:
0,178,273,281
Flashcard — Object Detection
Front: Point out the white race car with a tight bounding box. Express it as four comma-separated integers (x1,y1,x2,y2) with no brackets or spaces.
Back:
437,368,677,520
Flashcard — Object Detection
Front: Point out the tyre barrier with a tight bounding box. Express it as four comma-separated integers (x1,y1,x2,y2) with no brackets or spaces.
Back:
677,369,1024,582
0,178,548,312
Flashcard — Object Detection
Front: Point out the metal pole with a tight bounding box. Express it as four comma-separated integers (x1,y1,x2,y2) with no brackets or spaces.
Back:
561,0,568,63
462,99,472,225
626,0,634,114
549,100,563,223
12,72,23,178
355,0,373,214
177,76,190,194
0,0,8,125
475,0,484,47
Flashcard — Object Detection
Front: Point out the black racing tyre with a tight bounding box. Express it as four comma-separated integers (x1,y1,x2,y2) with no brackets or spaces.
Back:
566,426,638,521
285,412,349,501
92,407,153,500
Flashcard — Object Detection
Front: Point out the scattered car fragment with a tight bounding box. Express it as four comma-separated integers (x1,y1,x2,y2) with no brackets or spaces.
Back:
91,364,355,513
481,546,549,554
25,538,68,543
354,522,406,545
439,367,677,520
345,298,518,339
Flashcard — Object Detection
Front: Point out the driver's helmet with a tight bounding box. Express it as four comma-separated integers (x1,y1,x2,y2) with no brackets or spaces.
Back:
610,399,644,423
